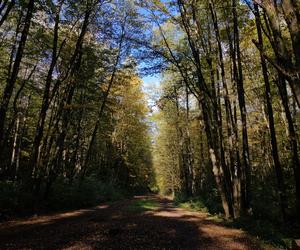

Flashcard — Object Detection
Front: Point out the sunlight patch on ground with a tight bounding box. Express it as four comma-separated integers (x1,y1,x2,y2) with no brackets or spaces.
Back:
63,242,93,250
0,204,110,229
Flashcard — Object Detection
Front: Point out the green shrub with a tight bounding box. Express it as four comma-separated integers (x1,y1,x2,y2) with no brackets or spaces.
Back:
47,178,126,210
225,217,299,249
0,178,127,216
0,181,18,213
174,189,223,215
0,181,35,215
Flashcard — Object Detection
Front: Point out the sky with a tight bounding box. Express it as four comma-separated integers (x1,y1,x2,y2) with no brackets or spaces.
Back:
141,74,161,138
142,74,161,111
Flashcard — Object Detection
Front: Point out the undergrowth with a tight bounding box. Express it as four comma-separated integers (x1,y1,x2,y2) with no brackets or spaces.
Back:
174,195,299,250
0,177,128,219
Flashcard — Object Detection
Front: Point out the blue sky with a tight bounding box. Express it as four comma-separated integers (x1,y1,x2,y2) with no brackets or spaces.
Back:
142,74,161,137
142,74,161,111
142,75,160,88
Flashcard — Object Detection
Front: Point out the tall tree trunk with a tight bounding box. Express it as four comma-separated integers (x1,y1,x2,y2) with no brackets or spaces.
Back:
81,17,126,181
0,0,34,158
277,74,300,222
176,0,234,217
42,6,92,197
254,3,288,220
210,0,241,218
184,83,194,195
30,1,64,176
201,99,233,218
174,86,188,197
0,0,15,28
281,0,300,68
232,0,252,215
10,114,19,178
257,0,300,108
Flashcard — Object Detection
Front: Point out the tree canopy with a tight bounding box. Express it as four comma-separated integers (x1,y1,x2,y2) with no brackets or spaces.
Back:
0,0,299,237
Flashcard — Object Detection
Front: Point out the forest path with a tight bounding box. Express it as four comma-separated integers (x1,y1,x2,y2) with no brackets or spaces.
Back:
0,195,263,250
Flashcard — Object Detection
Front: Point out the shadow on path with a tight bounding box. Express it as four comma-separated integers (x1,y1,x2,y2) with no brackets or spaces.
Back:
0,195,261,250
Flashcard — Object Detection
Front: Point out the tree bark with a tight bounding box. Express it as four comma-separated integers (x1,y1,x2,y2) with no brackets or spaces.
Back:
277,74,300,222
81,16,126,182
0,0,35,158
30,1,64,176
0,0,15,27
254,3,288,220
232,0,252,215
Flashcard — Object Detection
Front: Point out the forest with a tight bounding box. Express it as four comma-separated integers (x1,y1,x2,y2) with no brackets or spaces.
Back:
0,0,299,249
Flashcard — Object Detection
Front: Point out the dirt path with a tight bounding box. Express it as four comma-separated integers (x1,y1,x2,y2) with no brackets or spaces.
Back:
0,195,262,250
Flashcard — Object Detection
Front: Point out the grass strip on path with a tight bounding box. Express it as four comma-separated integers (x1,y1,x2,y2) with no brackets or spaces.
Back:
127,197,159,211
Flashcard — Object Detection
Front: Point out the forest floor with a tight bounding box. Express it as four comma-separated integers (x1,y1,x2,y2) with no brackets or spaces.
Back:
0,195,270,250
